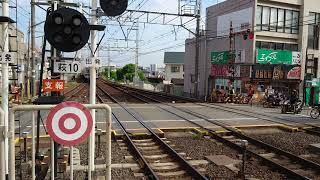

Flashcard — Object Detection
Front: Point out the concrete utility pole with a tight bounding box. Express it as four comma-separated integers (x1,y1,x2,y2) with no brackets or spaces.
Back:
1,0,9,176
229,21,235,90
194,0,201,98
134,22,139,85
27,21,31,101
107,45,111,79
31,0,36,97
89,0,97,178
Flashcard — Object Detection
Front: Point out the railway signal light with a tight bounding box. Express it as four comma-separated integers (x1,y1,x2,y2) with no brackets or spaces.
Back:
44,8,90,52
243,29,252,40
100,0,128,17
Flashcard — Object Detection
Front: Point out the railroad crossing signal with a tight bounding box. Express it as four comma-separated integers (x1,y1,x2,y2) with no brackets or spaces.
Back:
46,101,93,146
100,0,128,17
44,8,90,52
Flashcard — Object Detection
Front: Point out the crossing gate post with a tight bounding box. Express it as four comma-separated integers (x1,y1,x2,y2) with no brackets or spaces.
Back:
8,104,112,180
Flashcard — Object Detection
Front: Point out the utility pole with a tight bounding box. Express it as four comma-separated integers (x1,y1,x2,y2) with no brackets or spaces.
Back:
89,0,97,178
27,21,31,101
194,0,201,98
107,45,111,79
134,22,139,85
229,21,235,91
31,0,36,98
1,0,9,177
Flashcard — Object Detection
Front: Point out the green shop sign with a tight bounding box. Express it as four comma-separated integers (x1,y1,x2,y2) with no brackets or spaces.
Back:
256,49,301,65
211,51,230,64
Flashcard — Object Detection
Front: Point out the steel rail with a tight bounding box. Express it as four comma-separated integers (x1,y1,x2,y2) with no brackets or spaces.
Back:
96,85,159,179
101,78,199,102
64,83,87,101
108,81,319,180
197,103,320,136
63,83,83,96
112,79,320,137
97,81,207,180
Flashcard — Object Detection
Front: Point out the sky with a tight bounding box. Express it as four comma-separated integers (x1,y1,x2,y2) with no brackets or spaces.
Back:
12,0,225,68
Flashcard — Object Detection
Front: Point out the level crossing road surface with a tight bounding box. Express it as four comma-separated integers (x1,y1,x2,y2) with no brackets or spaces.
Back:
13,103,320,136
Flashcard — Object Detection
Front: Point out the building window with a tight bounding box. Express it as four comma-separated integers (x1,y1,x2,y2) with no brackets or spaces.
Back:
285,10,293,33
270,8,277,32
256,41,298,51
308,12,320,50
276,43,284,50
256,5,299,34
261,41,270,49
262,6,270,31
171,66,180,73
292,11,299,34
277,9,285,33
256,41,261,49
256,6,262,31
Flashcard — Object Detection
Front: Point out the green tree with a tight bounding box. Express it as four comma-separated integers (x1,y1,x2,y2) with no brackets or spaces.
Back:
102,69,117,80
116,68,124,81
107,63,146,82
138,71,146,81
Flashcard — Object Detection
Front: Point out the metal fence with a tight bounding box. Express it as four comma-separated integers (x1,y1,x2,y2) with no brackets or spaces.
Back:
3,104,111,180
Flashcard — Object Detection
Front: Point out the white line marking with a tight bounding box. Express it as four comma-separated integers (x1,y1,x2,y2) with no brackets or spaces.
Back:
296,114,311,117
96,117,258,124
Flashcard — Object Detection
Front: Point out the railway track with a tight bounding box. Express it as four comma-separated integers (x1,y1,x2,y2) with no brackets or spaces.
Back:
99,78,197,103
96,80,207,179
101,80,320,180
64,83,88,102
104,78,320,136
196,103,320,136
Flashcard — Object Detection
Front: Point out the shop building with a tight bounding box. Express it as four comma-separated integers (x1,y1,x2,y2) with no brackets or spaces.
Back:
184,0,320,104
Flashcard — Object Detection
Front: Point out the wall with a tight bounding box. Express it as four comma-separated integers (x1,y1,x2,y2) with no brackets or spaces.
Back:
184,39,195,96
206,0,255,36
164,64,184,82
184,0,255,98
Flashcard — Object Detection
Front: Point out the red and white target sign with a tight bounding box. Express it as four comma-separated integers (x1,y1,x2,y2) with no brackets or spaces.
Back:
46,101,93,146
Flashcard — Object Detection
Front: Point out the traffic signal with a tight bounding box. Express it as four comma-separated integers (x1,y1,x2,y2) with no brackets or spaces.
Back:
100,0,128,17
44,8,90,52
243,29,251,40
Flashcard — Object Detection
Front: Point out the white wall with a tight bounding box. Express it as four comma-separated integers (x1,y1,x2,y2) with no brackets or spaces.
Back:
217,7,253,36
165,64,184,81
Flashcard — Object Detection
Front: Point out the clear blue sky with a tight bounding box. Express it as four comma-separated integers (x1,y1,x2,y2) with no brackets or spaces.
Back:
13,0,225,67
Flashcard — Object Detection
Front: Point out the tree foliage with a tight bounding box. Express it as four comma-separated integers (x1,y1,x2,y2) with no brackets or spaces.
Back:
102,63,145,82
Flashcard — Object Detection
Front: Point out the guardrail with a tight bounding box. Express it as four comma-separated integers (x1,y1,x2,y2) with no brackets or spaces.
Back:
7,104,112,180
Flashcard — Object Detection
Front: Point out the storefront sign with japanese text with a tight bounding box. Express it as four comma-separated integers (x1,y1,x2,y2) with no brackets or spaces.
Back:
252,65,301,80
287,66,301,80
211,65,230,77
252,65,274,79
43,79,65,92
256,49,301,65
211,51,230,64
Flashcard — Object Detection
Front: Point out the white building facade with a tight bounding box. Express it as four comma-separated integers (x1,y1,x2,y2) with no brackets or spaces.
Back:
184,0,320,104
164,52,185,82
